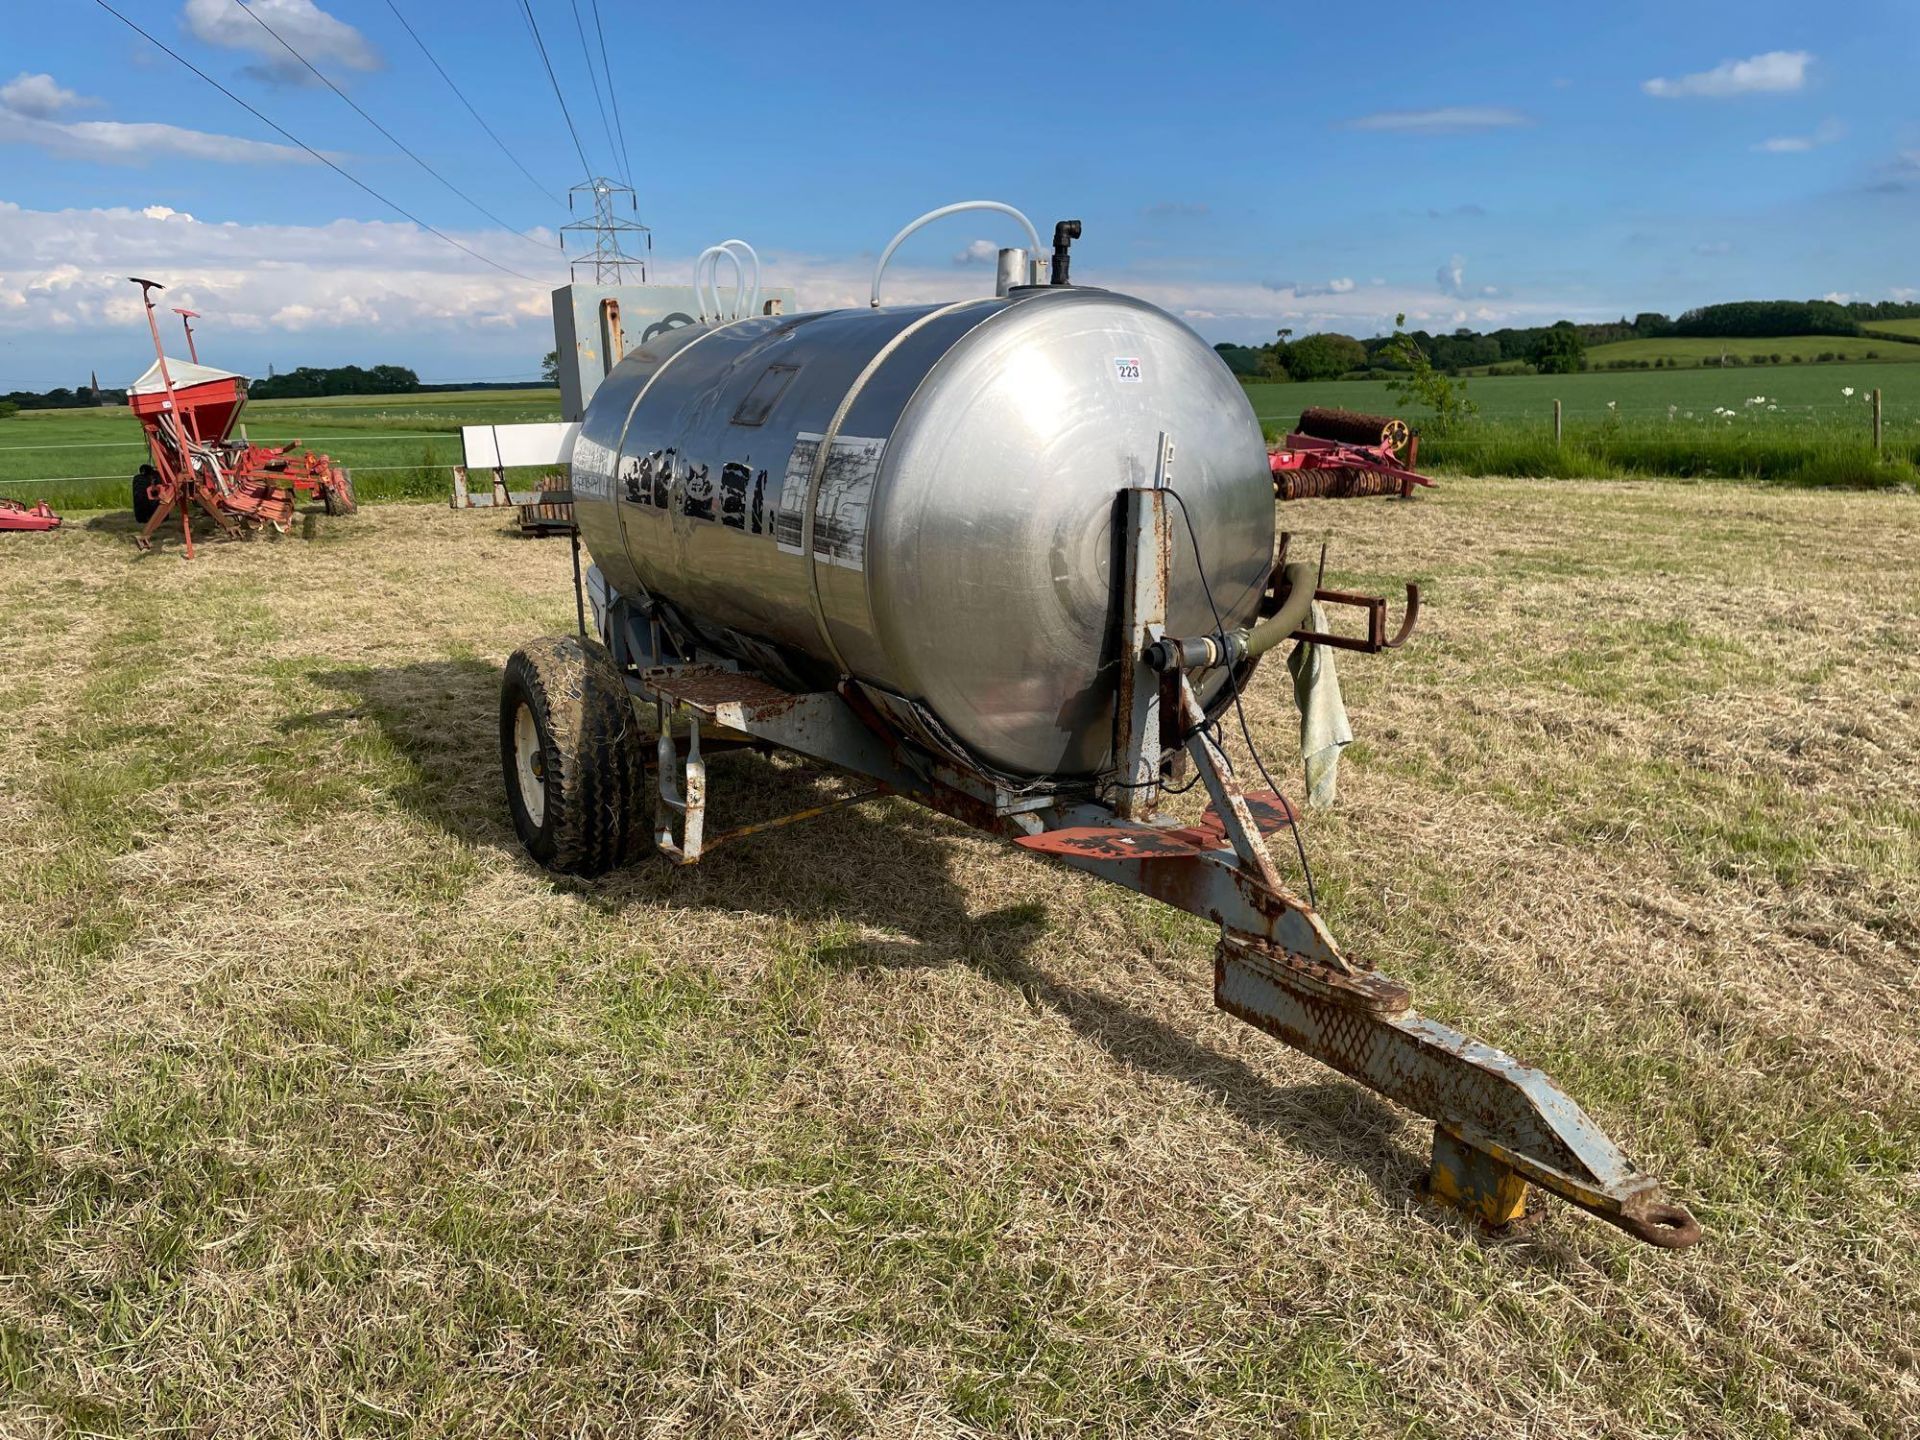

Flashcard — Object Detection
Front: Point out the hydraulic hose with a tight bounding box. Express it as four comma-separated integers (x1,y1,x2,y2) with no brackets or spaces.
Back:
1144,561,1318,673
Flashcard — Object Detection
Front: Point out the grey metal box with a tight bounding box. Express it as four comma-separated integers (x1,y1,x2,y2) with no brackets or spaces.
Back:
551,283,799,419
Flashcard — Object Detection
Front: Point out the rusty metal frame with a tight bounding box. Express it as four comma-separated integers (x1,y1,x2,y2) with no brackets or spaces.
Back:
1293,585,1422,654
581,489,1700,1249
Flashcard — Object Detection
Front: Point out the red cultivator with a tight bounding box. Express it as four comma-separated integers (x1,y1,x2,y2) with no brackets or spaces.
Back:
126,278,356,557
1270,406,1436,499
0,497,61,532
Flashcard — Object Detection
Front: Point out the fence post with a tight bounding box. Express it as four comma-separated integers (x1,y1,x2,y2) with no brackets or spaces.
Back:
1553,398,1562,447
1873,388,1883,452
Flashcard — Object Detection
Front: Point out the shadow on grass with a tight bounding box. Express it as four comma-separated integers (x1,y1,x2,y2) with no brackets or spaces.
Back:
301,658,1437,1221
85,506,331,549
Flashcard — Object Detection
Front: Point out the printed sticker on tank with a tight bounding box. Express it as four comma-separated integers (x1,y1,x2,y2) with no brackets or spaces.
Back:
774,432,887,571
1112,356,1143,383
773,433,821,554
812,435,885,570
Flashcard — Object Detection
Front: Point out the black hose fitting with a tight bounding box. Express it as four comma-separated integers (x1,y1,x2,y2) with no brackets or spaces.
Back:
1050,219,1082,286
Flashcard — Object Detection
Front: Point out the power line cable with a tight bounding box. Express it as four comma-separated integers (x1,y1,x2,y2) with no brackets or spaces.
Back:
382,0,562,209
228,0,554,258
589,0,636,190
89,0,545,284
517,0,594,179
566,0,623,187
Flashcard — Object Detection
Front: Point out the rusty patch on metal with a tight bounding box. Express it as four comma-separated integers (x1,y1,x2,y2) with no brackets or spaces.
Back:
647,665,806,722
1217,931,1409,1016
1016,826,1219,861
1196,789,1297,839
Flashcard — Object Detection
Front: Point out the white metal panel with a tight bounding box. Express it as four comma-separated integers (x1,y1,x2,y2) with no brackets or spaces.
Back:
128,358,243,393
460,421,580,469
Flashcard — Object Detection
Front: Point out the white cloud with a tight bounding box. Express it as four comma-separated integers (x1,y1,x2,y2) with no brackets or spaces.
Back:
1643,51,1812,99
1821,291,1852,304
0,109,312,165
951,238,999,265
0,199,1622,387
1754,118,1844,153
1436,254,1467,295
0,72,94,118
1341,106,1532,134
180,0,382,84
1259,277,1358,298
0,200,563,385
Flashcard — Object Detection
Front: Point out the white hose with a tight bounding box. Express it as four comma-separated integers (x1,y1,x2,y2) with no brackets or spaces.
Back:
717,238,760,319
694,244,742,323
869,201,1044,309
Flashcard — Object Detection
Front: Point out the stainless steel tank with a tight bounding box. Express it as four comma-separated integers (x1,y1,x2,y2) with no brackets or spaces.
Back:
570,286,1274,779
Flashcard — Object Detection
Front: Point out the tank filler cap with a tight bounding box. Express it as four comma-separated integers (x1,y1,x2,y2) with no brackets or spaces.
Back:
1050,220,1082,286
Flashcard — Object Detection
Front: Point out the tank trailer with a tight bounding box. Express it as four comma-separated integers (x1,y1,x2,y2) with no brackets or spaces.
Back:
499,207,1700,1250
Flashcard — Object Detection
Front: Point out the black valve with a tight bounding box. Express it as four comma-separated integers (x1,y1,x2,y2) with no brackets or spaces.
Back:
1050,219,1081,286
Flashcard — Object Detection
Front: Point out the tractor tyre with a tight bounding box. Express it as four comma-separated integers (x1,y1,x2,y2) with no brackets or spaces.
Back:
132,466,161,524
322,469,357,516
500,636,647,876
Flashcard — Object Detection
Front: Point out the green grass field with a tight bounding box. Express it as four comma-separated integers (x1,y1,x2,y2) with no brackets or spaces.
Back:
1250,358,1916,426
0,388,561,511
6,362,1918,511
1584,335,1917,367
1866,318,1920,341
1248,359,1920,489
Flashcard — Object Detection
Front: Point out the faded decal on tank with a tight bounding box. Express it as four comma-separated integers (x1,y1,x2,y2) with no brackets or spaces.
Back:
681,462,714,520
774,431,886,569
812,435,885,571
718,461,752,529
773,432,821,554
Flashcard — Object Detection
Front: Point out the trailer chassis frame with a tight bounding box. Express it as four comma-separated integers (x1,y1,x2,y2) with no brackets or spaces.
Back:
578,465,1701,1251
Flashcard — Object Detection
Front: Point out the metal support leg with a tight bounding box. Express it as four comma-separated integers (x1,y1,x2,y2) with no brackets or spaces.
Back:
1214,932,1702,1246
1428,1126,1529,1230
654,701,707,864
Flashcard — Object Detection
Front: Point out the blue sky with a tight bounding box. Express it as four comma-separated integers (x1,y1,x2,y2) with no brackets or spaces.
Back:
2,0,1915,389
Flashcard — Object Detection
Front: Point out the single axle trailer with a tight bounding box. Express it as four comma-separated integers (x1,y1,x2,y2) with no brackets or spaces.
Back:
502,462,1700,1251
497,234,1699,1250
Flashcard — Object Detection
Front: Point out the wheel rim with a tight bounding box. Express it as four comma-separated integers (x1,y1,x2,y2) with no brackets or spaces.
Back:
512,702,547,828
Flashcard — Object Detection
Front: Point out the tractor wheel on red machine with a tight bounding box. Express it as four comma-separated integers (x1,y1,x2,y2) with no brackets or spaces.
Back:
500,636,648,877
322,468,357,516
132,465,161,524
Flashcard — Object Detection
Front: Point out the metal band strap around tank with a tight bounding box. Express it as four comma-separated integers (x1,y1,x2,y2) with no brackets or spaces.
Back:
798,297,998,676
606,322,734,568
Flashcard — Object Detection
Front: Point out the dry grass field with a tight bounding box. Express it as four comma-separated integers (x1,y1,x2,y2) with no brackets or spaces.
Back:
1,481,1916,1437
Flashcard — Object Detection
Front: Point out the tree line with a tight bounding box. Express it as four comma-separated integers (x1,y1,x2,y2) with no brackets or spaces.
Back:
1214,298,1920,383
250,364,421,400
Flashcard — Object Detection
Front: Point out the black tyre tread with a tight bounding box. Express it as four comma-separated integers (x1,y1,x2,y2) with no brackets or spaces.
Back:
132,466,160,524
502,636,645,876
323,471,357,516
